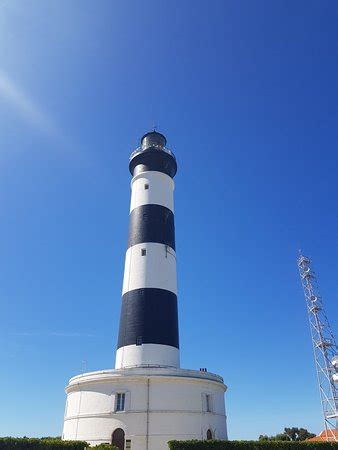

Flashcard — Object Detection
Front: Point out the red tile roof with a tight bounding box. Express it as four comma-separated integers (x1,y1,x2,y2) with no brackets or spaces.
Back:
307,429,338,442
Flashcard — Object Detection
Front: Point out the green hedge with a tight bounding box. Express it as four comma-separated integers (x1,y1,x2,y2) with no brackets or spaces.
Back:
168,441,338,450
0,438,88,450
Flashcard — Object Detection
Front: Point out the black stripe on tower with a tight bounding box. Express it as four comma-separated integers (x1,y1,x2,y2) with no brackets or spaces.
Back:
117,288,179,349
129,150,177,178
128,204,175,250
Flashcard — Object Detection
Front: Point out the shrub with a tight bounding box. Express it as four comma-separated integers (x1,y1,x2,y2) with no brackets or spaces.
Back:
168,441,338,450
0,438,88,450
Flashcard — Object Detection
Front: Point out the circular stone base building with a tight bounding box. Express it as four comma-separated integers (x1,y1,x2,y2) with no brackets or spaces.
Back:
62,367,227,449
62,132,228,449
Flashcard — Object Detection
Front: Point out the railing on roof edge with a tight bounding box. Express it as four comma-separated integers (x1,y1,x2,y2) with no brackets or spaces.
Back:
130,145,175,161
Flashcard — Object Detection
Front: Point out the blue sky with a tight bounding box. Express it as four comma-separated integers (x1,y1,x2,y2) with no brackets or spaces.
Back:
0,0,337,441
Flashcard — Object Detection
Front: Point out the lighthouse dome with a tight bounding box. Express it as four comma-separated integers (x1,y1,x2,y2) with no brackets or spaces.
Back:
141,131,167,150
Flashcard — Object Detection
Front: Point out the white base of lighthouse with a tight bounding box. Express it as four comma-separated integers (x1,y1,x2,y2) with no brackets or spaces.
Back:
62,367,227,450
115,344,180,369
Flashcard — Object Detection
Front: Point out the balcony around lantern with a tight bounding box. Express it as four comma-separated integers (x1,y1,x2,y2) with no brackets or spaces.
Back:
129,145,176,162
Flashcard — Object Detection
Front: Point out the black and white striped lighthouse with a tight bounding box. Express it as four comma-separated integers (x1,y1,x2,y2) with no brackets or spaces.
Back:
63,130,228,446
115,131,180,369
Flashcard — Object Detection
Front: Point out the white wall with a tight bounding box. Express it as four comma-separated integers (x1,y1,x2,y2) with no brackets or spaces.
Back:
130,171,174,213
115,344,180,369
122,243,177,295
63,368,227,450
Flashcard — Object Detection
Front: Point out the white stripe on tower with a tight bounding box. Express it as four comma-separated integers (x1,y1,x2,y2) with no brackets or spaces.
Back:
122,242,177,296
130,171,174,213
115,131,179,369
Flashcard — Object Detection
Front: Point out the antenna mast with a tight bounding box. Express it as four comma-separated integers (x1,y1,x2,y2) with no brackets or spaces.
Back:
297,254,338,441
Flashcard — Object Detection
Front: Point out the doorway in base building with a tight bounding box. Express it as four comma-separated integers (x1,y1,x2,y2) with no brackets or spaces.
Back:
112,428,125,450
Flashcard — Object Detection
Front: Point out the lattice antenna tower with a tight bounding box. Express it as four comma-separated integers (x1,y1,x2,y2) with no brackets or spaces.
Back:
297,254,338,441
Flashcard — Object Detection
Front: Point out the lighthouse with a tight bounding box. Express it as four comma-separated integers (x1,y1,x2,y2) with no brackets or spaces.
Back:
62,131,228,450
116,131,179,369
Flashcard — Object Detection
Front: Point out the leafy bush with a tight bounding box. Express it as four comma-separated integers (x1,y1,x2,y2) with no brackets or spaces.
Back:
259,428,316,442
168,441,338,450
0,438,88,450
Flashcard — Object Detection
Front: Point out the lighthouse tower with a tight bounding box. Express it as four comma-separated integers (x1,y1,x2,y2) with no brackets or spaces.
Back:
62,131,228,450
116,131,179,369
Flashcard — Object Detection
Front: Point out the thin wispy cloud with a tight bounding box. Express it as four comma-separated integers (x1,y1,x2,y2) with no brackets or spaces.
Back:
0,70,59,137
50,331,98,338
10,331,99,338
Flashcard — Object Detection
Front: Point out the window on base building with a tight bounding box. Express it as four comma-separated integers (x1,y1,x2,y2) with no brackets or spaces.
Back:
126,440,131,449
144,184,149,190
141,248,146,256
206,394,212,412
116,392,126,412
